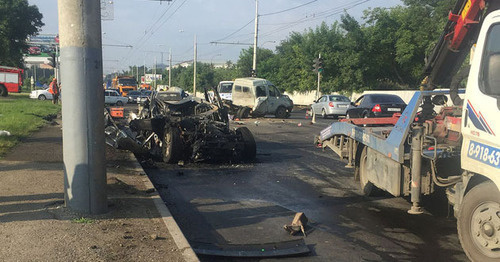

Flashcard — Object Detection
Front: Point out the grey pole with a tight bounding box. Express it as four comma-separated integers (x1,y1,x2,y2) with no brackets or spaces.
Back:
58,0,107,214
193,34,197,96
252,0,258,76
168,48,172,88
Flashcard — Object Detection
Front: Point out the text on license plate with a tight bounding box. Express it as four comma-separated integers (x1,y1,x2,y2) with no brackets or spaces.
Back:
387,108,401,112
468,141,500,168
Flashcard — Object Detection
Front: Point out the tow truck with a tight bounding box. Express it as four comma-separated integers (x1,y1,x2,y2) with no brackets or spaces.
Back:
316,1,500,261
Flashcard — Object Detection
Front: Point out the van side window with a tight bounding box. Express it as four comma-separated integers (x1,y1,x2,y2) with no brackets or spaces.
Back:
234,85,242,92
481,23,500,97
243,86,250,92
256,86,266,97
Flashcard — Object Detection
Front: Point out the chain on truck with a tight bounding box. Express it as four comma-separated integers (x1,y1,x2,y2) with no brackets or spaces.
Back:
315,1,500,261
0,66,24,97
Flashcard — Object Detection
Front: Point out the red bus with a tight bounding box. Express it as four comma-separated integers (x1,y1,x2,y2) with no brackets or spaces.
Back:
0,66,24,97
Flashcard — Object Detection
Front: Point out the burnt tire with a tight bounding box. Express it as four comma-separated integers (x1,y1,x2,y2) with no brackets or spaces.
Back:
359,147,380,196
162,126,183,163
275,106,288,119
0,85,7,97
236,127,256,161
458,181,500,262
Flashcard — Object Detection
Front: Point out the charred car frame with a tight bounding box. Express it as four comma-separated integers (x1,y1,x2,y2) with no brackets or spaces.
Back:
105,87,256,163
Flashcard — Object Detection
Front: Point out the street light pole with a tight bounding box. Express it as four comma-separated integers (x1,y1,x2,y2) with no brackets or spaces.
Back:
252,0,259,77
58,0,107,214
193,34,197,96
169,48,172,88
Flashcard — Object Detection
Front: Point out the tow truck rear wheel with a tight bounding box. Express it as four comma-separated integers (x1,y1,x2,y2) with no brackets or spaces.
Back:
162,126,183,163
359,147,378,196
458,181,500,262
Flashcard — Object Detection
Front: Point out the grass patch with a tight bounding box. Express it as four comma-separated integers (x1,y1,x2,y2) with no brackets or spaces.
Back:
0,93,60,156
72,217,95,224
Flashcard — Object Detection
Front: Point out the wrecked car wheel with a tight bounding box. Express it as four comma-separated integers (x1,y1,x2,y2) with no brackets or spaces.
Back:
162,126,183,163
236,127,256,161
275,106,288,119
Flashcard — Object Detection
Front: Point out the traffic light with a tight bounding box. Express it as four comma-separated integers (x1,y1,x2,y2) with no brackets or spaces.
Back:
47,52,57,68
318,58,323,73
312,58,319,73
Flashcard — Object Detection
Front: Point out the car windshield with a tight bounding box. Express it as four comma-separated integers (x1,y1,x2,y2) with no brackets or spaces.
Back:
118,78,137,86
128,91,140,96
122,88,134,92
141,91,152,97
370,95,405,104
329,95,350,102
218,83,233,93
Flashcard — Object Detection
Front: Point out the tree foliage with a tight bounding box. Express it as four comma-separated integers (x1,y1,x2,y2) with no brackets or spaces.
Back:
0,0,44,67
116,1,456,94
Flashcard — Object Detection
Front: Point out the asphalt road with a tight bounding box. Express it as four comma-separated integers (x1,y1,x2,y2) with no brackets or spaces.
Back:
141,108,468,262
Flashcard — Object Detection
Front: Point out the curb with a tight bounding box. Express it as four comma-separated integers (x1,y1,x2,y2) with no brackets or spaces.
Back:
129,154,199,262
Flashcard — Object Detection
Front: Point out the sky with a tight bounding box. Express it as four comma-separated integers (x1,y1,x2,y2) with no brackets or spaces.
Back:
28,0,401,74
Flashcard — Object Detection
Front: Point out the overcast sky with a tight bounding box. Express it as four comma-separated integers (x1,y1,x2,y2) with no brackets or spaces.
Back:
28,0,401,74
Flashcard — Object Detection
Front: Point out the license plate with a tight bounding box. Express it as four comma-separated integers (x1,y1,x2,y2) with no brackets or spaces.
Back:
387,108,400,112
467,141,500,168
338,104,348,108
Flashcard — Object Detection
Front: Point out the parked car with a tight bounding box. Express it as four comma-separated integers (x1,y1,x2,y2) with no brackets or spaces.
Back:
127,90,142,103
29,88,53,100
104,90,128,106
137,90,153,104
28,46,41,55
346,94,407,119
217,81,234,101
311,95,351,119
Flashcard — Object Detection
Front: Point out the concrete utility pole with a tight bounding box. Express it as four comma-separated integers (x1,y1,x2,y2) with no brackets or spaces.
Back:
154,57,157,91
193,34,197,96
168,48,172,88
252,0,259,77
316,53,321,100
58,0,107,214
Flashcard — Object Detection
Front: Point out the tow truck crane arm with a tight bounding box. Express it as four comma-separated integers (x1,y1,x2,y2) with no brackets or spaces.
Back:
423,0,500,89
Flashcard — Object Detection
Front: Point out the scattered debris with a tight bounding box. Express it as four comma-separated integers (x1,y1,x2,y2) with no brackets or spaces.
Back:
254,121,260,126
0,130,11,136
150,234,159,240
145,188,156,194
283,212,308,237
298,122,302,127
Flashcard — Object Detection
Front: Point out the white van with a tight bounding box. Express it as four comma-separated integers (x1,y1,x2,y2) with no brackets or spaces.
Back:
231,77,293,118
217,81,233,101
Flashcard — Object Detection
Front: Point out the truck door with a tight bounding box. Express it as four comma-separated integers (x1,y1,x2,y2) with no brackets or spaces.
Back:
462,18,500,181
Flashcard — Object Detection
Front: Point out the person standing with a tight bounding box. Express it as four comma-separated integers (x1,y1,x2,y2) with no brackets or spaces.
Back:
49,78,60,104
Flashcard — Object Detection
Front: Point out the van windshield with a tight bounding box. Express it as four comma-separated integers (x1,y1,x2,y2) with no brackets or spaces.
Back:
218,83,233,93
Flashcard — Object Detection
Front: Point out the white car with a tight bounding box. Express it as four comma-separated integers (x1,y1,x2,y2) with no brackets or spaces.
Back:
30,88,53,100
104,90,128,106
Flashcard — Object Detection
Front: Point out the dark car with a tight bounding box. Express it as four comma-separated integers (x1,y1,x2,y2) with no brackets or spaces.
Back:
346,94,407,119
127,90,142,103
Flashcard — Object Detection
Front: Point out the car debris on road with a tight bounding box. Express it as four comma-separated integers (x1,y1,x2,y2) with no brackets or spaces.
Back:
104,87,257,164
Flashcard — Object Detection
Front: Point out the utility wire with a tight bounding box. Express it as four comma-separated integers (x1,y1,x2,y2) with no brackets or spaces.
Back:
260,0,318,17
213,18,255,42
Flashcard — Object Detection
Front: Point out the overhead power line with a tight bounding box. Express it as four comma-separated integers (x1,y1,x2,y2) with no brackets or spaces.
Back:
260,0,318,17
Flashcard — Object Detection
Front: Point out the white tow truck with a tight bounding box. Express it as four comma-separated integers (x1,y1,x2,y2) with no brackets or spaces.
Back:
316,1,500,261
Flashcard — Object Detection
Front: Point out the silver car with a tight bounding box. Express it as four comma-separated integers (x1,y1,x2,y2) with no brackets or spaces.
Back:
311,95,351,119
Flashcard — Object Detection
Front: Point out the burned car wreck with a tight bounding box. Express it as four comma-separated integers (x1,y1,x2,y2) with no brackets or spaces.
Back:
105,88,256,163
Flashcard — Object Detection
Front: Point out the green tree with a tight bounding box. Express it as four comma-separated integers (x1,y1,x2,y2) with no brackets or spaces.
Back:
0,0,44,67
